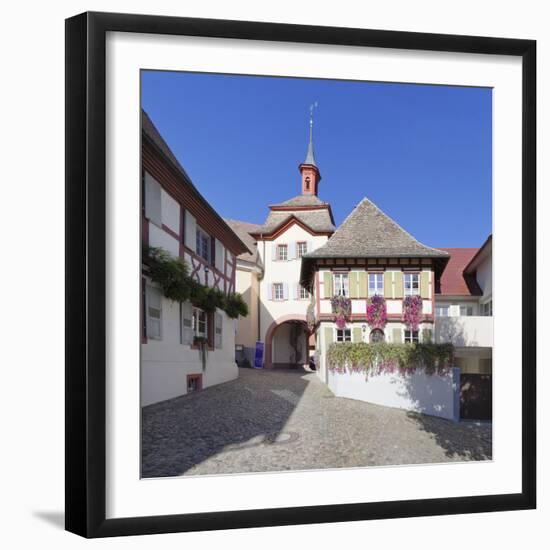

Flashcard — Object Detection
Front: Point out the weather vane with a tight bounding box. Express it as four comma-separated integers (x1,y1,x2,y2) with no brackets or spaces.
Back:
309,101,318,128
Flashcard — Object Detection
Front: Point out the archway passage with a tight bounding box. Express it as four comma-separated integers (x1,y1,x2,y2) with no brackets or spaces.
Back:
264,315,312,370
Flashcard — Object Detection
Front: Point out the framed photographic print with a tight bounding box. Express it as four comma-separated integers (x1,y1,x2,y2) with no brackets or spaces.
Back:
65,11,536,538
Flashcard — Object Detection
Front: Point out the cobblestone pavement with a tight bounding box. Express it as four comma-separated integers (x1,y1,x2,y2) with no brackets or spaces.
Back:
142,368,492,478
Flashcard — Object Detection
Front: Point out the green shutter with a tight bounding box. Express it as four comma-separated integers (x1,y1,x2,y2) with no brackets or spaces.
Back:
358,272,367,298
420,271,430,299
394,272,404,299
349,272,358,298
422,328,433,343
323,272,333,298
392,328,402,343
383,271,393,298
324,327,334,347
353,327,363,343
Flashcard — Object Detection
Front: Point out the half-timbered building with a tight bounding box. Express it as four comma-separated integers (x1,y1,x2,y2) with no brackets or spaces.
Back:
141,111,249,406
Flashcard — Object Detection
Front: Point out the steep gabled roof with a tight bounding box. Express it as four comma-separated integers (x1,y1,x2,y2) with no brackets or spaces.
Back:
224,219,263,265
256,209,335,235
464,235,492,274
437,248,482,296
304,197,449,259
269,194,328,208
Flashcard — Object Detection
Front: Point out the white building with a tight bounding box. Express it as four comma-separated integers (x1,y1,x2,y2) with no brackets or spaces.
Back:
141,111,250,406
229,117,336,368
434,236,493,374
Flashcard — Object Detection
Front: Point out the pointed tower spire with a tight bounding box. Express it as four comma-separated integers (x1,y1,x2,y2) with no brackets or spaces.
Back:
299,102,321,196
303,105,317,166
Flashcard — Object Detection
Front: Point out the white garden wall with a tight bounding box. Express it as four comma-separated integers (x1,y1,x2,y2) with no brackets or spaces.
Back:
328,367,460,421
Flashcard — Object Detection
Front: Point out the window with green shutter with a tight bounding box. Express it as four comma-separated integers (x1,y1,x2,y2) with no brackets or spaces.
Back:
323,272,333,298
392,327,402,343
349,272,358,298
353,326,363,343
324,326,334,347
420,271,430,299
384,271,393,298
358,271,367,298
394,272,404,298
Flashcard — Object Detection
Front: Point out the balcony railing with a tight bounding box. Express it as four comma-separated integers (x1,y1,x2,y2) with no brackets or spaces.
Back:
434,316,493,348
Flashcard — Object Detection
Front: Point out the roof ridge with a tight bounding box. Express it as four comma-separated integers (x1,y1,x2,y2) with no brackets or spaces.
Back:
361,197,449,256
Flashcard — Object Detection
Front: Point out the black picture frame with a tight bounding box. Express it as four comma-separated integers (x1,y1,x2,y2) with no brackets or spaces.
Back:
65,11,536,538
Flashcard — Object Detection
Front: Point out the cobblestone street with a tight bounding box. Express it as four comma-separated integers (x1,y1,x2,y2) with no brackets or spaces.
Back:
142,367,492,478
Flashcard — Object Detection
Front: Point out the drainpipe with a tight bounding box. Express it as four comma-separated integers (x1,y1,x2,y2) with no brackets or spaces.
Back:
258,233,265,343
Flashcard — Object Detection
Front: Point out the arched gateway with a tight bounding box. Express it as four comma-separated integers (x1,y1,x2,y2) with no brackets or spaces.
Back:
264,314,313,370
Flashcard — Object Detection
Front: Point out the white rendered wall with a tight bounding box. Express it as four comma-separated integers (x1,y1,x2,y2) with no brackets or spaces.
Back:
141,280,238,406
184,211,197,250
434,316,493,347
160,189,180,234
476,254,492,301
328,367,461,421
258,222,329,336
149,223,179,257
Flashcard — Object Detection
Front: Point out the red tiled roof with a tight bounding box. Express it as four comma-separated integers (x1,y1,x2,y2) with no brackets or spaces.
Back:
437,248,483,296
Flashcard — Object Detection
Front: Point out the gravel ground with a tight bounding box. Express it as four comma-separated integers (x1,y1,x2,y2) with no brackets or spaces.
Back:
142,367,492,478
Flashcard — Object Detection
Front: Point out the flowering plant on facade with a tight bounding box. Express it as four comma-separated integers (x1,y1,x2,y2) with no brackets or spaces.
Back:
326,341,454,379
366,294,387,329
403,295,423,331
331,295,351,329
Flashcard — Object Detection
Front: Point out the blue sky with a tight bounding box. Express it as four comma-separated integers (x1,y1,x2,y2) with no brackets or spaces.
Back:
142,71,492,248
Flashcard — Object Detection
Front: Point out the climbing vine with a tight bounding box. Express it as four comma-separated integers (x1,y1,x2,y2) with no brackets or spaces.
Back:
145,246,248,319
327,341,454,378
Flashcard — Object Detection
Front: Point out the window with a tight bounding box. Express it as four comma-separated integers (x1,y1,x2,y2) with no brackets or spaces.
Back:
404,329,419,344
299,284,309,300
193,308,208,338
436,305,450,317
297,242,308,258
187,374,202,393
336,328,352,342
273,283,285,301
145,285,162,340
215,313,223,349
481,300,493,316
334,273,349,297
368,273,384,296
277,244,288,261
196,227,211,263
404,273,420,296
460,305,474,316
